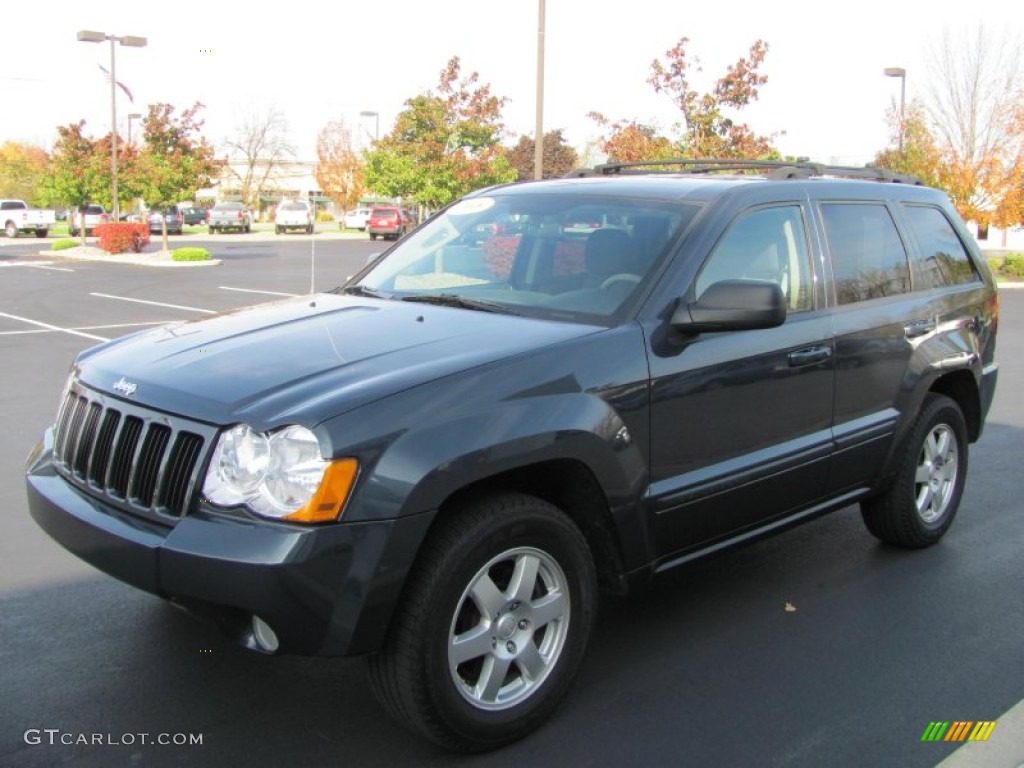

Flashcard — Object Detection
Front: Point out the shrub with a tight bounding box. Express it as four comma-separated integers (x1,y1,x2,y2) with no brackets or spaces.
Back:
1001,253,1024,279
316,210,335,223
51,238,79,251
988,253,1024,280
171,247,212,262
95,222,150,254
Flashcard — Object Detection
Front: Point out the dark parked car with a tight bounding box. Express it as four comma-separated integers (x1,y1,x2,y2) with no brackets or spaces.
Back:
367,206,415,240
147,205,183,235
182,207,208,226
26,161,999,753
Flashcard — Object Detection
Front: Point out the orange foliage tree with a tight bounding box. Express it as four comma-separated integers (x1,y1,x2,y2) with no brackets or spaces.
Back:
590,37,780,163
315,121,364,211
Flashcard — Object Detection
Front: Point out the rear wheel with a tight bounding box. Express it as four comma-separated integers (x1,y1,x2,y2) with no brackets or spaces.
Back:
36,229,48,238
369,233,377,240
861,393,968,547
368,493,597,752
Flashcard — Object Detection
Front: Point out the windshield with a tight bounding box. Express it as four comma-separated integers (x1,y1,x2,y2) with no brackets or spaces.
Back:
354,192,699,322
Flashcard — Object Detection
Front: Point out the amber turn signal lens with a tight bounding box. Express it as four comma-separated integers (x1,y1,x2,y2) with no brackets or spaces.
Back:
283,458,359,523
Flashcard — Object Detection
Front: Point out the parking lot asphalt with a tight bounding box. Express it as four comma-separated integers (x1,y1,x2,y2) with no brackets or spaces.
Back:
1,244,1022,767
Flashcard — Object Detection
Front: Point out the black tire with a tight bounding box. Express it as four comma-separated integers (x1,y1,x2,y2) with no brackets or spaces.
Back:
369,233,377,240
368,493,597,752
275,226,282,235
36,229,48,238
861,393,968,548
5,221,18,238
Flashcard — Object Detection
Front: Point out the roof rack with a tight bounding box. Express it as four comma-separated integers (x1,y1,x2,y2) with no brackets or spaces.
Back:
569,159,922,185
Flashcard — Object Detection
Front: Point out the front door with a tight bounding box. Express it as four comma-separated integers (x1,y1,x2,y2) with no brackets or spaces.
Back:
646,203,835,559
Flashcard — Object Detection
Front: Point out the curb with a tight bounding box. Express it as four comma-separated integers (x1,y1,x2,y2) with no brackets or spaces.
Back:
39,247,221,267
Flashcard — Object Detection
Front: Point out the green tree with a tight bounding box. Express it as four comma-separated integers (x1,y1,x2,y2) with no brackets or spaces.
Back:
0,141,49,203
505,130,579,180
137,102,221,251
37,121,107,212
364,57,515,209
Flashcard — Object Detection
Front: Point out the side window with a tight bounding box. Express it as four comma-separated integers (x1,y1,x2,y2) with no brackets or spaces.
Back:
821,203,909,304
696,206,814,313
901,205,979,289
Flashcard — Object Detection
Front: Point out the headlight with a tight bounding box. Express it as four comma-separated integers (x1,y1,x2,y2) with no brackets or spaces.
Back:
202,424,357,523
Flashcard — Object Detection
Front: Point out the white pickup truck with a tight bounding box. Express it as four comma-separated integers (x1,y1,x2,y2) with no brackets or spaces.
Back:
1,199,56,238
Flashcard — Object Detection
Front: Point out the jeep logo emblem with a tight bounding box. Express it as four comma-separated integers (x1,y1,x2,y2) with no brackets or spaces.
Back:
112,377,137,396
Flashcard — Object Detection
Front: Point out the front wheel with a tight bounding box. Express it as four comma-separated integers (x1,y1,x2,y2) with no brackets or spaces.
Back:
861,393,968,548
368,493,597,752
4,221,17,238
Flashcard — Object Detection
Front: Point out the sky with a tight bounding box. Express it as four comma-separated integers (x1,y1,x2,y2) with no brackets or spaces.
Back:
1,0,1020,167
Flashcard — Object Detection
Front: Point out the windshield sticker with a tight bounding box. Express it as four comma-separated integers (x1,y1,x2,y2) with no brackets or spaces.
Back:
448,198,495,216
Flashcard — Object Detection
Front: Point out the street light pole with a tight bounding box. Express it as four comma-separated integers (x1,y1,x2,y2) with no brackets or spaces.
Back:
534,0,546,180
883,67,907,155
77,30,147,221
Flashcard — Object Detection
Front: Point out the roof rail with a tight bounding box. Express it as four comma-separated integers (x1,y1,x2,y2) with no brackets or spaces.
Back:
582,159,922,185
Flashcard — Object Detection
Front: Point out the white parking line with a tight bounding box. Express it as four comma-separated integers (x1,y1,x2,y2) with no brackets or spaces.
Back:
0,260,73,271
0,312,109,341
220,286,298,297
90,292,216,314
0,321,170,337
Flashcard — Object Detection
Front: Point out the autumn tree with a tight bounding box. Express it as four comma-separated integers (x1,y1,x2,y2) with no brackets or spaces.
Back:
873,103,943,189
590,37,780,162
315,121,364,210
924,27,1024,232
223,106,296,207
505,130,579,180
586,114,676,164
0,142,49,203
364,57,516,209
137,102,221,251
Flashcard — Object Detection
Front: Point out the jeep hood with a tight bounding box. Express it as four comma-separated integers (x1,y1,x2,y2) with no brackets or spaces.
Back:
73,294,599,428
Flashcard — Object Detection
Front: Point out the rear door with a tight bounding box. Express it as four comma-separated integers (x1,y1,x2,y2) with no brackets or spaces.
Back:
812,194,917,492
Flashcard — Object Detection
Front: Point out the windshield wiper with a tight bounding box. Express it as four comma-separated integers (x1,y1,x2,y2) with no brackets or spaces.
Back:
339,285,391,299
400,293,519,315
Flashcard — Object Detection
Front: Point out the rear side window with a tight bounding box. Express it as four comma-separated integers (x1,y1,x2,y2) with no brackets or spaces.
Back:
901,205,979,289
821,203,909,304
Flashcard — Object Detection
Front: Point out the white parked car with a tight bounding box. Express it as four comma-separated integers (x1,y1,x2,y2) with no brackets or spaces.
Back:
275,200,314,234
342,208,372,231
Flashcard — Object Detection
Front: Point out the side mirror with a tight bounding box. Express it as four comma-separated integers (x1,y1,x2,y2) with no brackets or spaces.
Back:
671,279,786,333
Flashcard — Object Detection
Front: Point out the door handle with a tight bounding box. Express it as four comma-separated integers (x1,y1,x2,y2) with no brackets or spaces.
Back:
904,319,936,339
788,346,832,367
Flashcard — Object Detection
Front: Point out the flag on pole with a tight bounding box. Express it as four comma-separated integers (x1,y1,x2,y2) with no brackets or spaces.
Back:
98,64,134,102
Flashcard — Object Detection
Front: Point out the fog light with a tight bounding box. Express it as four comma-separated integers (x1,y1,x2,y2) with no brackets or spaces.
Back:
252,615,279,652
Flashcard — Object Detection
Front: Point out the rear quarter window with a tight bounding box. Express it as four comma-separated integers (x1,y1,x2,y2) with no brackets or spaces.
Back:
901,204,979,289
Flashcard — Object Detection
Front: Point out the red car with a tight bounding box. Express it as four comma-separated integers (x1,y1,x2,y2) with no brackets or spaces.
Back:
367,207,415,241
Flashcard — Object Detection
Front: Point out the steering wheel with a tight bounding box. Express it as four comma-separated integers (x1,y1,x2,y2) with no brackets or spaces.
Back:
599,273,642,291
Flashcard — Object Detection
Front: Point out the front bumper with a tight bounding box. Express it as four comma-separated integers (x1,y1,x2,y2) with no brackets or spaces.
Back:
26,432,433,657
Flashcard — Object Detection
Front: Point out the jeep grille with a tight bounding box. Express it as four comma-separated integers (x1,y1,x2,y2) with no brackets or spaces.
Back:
52,387,211,520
